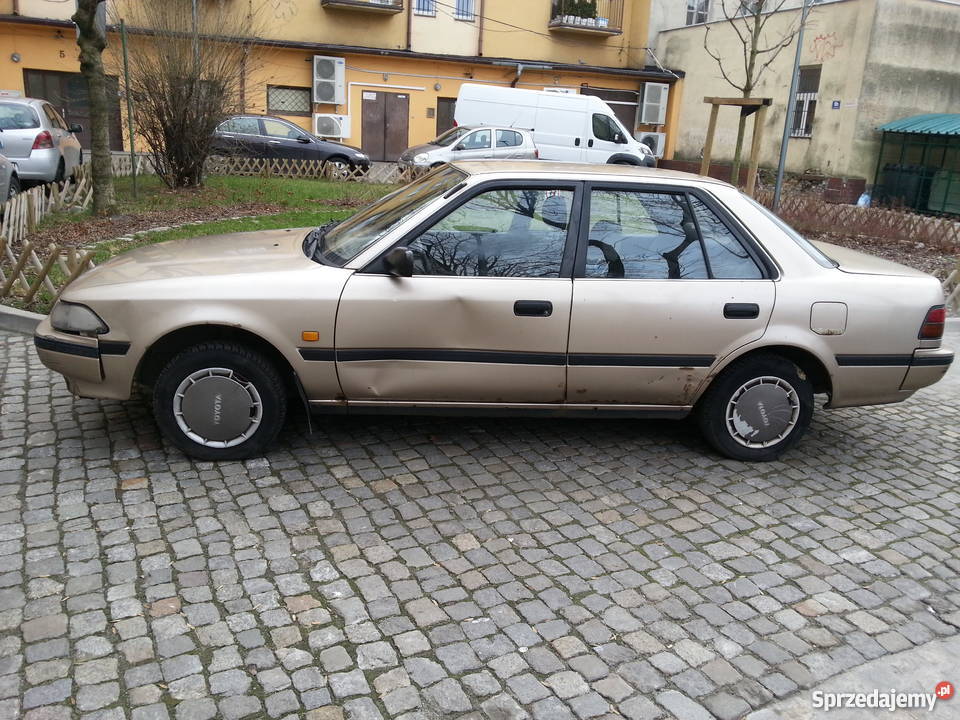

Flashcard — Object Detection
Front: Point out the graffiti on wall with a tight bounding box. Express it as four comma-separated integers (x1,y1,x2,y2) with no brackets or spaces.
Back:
812,32,843,62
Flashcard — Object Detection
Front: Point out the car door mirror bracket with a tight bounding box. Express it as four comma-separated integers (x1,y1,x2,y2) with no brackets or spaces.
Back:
384,247,414,277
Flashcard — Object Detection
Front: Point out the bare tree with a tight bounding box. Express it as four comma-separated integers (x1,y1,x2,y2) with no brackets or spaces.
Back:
704,0,805,185
116,0,261,188
73,0,116,214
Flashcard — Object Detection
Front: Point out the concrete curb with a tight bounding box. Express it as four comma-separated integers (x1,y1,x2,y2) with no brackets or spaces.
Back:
0,305,43,335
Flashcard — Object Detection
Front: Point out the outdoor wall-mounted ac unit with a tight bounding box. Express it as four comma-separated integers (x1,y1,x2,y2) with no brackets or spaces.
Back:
637,131,667,159
314,113,350,139
313,55,346,106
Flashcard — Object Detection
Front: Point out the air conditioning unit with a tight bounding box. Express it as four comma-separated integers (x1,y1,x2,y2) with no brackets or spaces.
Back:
313,55,346,106
637,131,666,159
314,113,350,139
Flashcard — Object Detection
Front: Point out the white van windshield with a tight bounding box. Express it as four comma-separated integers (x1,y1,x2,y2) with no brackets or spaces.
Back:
431,127,471,146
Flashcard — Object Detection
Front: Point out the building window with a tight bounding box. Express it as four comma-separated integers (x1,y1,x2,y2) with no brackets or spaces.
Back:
791,66,821,138
267,85,312,116
686,0,709,25
454,0,475,20
737,0,759,15
414,0,436,15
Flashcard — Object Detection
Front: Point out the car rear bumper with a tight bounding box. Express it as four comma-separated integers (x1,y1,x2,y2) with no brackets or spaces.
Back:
900,346,954,392
14,149,61,181
34,317,135,400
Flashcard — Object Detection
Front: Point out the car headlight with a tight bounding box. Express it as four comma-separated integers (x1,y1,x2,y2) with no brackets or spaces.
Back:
414,153,428,164
50,301,109,336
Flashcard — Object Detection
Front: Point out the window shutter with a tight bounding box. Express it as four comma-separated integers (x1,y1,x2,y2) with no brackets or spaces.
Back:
641,83,669,126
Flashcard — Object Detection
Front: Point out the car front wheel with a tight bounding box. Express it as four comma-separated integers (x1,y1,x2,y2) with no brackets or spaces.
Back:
697,354,813,461
153,342,287,460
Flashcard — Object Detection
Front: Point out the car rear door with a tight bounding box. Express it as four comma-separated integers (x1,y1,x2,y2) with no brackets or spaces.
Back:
335,181,582,404
212,117,266,157
566,183,776,406
493,130,532,159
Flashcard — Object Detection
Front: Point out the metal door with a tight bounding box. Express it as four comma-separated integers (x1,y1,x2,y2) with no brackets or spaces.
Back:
361,91,409,162
23,69,123,151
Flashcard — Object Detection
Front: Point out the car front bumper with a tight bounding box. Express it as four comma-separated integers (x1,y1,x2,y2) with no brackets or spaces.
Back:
34,317,135,401
13,149,61,181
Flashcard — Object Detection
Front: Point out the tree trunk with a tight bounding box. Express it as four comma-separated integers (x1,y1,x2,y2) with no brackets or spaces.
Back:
730,114,747,187
73,0,115,215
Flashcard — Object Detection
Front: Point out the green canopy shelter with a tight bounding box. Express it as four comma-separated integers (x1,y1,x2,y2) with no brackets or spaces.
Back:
873,113,960,215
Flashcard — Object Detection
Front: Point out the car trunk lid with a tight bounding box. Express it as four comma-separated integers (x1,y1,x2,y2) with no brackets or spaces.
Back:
812,241,932,278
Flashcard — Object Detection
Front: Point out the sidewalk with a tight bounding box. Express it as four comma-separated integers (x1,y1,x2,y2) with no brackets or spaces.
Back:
746,633,960,719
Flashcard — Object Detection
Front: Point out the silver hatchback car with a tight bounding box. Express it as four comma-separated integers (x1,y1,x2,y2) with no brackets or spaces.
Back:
399,126,537,169
0,96,83,184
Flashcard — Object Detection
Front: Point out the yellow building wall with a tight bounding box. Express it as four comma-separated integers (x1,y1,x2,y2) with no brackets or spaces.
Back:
410,6,480,57
0,23,82,92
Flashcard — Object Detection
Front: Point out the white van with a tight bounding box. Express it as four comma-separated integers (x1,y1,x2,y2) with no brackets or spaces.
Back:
454,84,656,167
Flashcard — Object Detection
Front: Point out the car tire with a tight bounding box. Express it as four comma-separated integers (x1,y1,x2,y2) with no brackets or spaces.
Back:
54,159,65,183
153,342,287,461
6,174,19,200
324,157,352,180
697,353,813,462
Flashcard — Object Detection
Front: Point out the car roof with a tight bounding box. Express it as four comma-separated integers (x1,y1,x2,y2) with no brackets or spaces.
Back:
448,160,732,188
0,96,44,107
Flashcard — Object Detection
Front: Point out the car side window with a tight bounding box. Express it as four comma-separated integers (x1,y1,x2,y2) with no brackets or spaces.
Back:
591,114,620,142
407,188,572,278
218,117,259,135
690,197,763,279
460,130,491,150
42,104,67,130
585,190,707,279
262,118,306,140
496,130,521,147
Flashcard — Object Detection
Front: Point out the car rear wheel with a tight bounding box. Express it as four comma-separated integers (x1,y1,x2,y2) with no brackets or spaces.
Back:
153,342,287,460
54,159,65,183
697,354,813,461
6,174,19,200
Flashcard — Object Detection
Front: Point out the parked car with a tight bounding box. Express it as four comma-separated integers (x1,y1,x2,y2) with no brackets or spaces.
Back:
0,95,83,184
398,126,538,169
34,162,952,462
455,84,656,167
0,148,19,201
211,115,370,175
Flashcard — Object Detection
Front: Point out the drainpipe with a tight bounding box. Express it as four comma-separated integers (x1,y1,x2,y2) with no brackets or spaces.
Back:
406,0,412,51
511,63,524,88
12,0,18,15
477,0,485,56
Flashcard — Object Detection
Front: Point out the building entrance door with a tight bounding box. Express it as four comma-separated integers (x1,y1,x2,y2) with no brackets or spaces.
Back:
361,90,409,162
24,69,123,151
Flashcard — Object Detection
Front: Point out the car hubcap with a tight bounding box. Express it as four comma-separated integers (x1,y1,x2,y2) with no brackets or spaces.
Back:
725,376,799,448
173,368,262,448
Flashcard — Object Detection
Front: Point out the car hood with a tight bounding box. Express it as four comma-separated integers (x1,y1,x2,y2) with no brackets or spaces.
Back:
68,227,318,291
319,139,363,154
812,241,932,279
400,143,437,159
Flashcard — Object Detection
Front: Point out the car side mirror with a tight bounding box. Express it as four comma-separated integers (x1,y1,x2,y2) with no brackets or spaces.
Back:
454,143,465,151
614,132,625,144
70,123,83,134
384,247,414,277
297,136,311,144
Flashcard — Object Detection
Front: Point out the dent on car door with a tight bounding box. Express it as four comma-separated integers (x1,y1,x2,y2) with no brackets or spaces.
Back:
335,183,581,404
567,186,775,405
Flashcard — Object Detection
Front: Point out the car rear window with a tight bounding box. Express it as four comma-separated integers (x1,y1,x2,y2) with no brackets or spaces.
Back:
0,102,40,130
741,194,836,268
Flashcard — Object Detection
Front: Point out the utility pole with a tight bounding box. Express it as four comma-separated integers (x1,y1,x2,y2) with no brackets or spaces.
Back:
192,0,200,74
120,19,137,199
772,0,814,211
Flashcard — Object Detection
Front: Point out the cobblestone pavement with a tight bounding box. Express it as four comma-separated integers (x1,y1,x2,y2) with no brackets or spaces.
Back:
1,327,958,720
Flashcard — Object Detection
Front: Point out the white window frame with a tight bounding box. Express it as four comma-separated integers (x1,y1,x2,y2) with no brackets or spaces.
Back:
685,0,710,25
414,0,436,16
454,0,475,21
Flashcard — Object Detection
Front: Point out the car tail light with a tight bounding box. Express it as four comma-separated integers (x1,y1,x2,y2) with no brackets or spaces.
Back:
32,131,54,150
918,305,946,339
535,148,540,159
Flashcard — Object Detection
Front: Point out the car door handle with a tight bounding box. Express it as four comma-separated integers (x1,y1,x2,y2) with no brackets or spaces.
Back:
724,303,760,319
514,300,553,317
574,138,580,146
268,140,282,144
588,139,594,147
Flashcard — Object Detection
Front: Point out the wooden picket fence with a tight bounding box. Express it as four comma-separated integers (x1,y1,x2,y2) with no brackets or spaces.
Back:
756,189,960,252
0,168,95,307
203,155,427,184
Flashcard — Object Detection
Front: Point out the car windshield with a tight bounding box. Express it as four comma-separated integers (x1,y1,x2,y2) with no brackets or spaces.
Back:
741,194,837,268
313,166,466,266
430,127,471,146
0,102,40,130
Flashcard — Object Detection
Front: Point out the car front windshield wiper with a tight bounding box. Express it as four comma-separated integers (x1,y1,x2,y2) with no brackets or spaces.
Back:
303,221,340,264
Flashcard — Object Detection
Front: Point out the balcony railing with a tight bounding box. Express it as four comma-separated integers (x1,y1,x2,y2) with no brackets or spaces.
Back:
549,0,623,35
321,0,404,13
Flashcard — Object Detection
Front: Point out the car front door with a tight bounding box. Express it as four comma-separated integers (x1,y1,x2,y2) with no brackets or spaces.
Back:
450,129,493,161
335,182,581,404
567,184,775,406
261,118,318,160
585,113,629,163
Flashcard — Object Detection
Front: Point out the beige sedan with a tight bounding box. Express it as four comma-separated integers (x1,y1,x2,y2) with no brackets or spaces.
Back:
35,162,953,461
